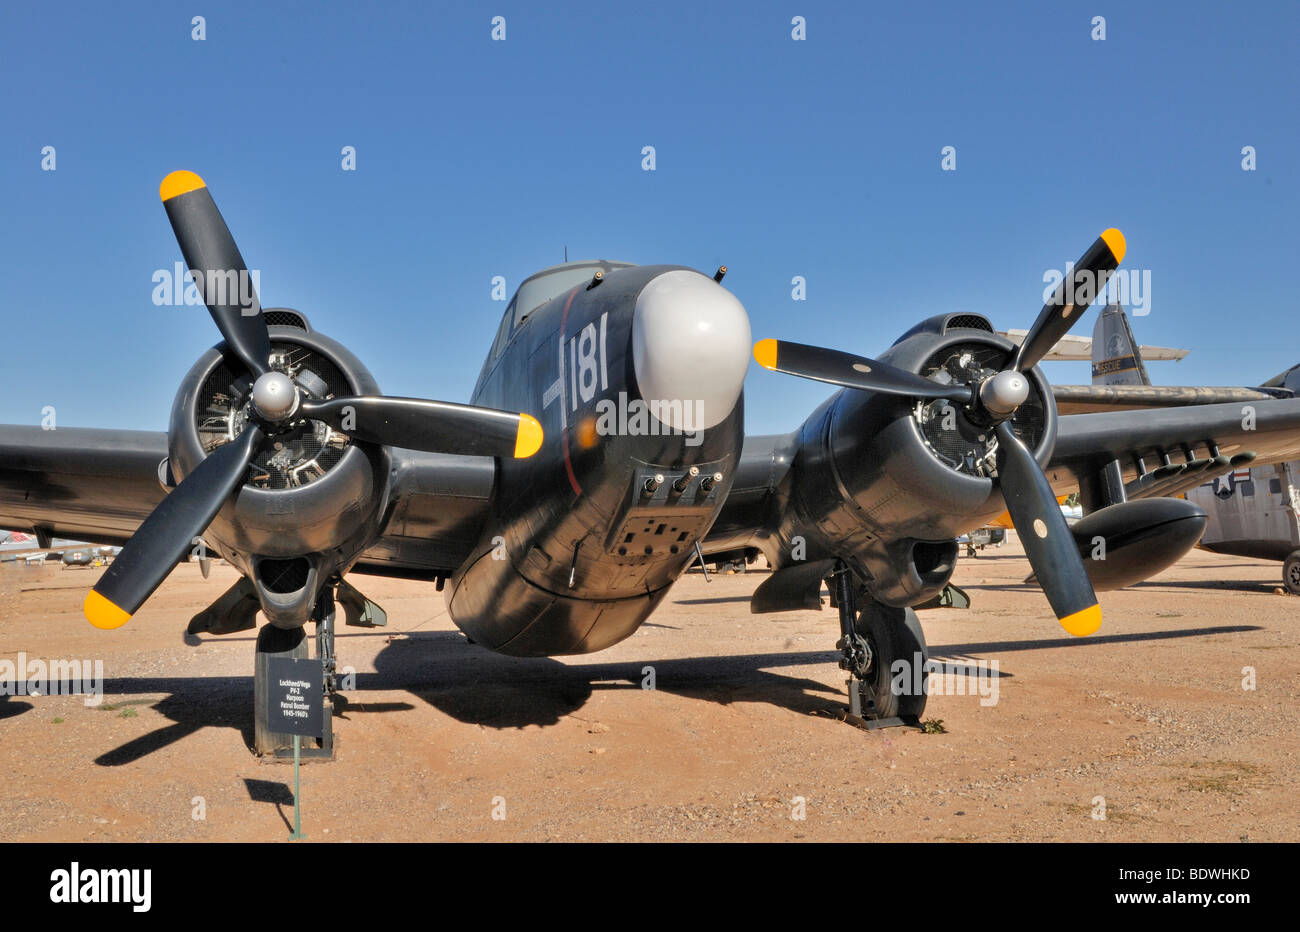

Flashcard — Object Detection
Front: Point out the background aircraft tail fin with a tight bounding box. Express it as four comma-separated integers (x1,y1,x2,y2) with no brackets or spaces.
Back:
1091,302,1151,386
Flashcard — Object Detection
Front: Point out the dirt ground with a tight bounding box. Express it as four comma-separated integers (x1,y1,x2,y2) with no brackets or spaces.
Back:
1,536,1296,842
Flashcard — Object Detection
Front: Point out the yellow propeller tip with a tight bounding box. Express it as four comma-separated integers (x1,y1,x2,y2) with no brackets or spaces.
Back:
1060,603,1101,637
159,170,206,202
514,413,544,458
84,590,131,630
1100,228,1126,265
753,339,778,370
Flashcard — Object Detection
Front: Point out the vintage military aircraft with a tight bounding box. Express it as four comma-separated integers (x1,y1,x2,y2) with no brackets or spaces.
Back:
5,170,1300,748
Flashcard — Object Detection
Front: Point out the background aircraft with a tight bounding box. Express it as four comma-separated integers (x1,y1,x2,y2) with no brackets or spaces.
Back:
1001,305,1188,378
6,175,1300,746
0,529,118,566
1079,305,1300,594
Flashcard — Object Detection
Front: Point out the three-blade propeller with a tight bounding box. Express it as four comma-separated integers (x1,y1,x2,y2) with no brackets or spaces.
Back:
752,230,1127,636
84,171,545,630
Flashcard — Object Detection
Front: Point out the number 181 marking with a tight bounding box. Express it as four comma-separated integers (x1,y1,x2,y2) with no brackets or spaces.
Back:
568,312,608,411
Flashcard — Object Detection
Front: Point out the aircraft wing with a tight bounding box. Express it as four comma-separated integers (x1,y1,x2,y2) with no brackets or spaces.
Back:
701,432,796,556
1046,397,1300,496
706,395,1300,556
352,449,496,578
0,425,497,578
1052,383,1290,415
0,426,168,547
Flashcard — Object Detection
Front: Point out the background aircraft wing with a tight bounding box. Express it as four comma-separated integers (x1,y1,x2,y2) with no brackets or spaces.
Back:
1050,302,1294,413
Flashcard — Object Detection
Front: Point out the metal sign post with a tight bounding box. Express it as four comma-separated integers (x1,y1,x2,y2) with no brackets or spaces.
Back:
265,656,324,841
290,735,304,840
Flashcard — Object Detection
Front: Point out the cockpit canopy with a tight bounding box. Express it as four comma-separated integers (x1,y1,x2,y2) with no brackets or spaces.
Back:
486,260,636,361
475,260,637,396
510,260,636,329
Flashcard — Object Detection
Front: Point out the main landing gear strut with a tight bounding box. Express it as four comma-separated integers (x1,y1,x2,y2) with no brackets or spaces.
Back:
831,560,930,730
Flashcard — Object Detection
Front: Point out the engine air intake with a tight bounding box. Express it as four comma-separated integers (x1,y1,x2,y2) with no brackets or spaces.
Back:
944,314,993,333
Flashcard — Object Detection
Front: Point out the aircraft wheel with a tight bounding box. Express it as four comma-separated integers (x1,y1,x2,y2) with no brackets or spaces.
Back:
1284,551,1300,595
854,601,929,723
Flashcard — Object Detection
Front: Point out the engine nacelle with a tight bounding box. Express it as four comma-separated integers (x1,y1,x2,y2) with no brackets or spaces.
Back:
764,318,1058,607
828,324,1057,537
859,538,960,606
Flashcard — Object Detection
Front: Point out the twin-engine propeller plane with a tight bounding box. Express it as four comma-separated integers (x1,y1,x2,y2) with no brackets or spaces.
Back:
5,171,1300,749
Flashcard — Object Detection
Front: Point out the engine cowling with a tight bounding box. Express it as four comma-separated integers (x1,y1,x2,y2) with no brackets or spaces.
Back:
750,229,1129,633
166,323,388,626
828,320,1056,538
766,316,1058,607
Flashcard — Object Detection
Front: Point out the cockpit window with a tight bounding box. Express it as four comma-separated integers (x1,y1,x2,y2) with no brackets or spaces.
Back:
491,300,514,359
511,262,635,329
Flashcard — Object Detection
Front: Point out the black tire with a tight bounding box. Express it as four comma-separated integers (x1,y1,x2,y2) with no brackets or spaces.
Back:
854,601,929,723
1284,551,1300,596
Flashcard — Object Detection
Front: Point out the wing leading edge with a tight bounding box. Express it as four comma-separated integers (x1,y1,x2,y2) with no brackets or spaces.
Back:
0,425,498,578
706,396,1300,556
0,426,168,547
1047,397,1300,499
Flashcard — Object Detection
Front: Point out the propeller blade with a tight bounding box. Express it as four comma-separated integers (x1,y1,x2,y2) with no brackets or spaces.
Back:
299,396,544,459
1013,229,1126,373
753,339,974,404
993,420,1101,636
160,170,271,377
84,424,264,629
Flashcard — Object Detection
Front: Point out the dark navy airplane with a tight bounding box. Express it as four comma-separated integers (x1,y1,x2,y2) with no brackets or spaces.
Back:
5,171,1300,748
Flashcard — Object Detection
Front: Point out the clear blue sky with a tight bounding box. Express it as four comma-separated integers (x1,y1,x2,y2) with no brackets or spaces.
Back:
1,1,1296,435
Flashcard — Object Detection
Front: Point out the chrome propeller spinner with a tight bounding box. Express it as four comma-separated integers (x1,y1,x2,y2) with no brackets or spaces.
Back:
978,369,1030,420
250,370,300,422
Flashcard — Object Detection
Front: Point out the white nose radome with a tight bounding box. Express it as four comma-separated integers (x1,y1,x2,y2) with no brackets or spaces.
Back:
631,270,751,431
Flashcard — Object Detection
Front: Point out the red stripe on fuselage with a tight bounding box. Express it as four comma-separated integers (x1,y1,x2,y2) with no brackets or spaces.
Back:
560,287,583,497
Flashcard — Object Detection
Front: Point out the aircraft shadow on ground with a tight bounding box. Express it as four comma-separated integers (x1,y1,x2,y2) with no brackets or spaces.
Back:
1131,579,1284,594
0,697,33,720
80,623,1261,764
967,578,1281,595
673,595,755,605
363,632,843,729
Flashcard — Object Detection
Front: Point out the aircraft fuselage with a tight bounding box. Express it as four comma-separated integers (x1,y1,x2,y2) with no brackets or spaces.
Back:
448,264,750,655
